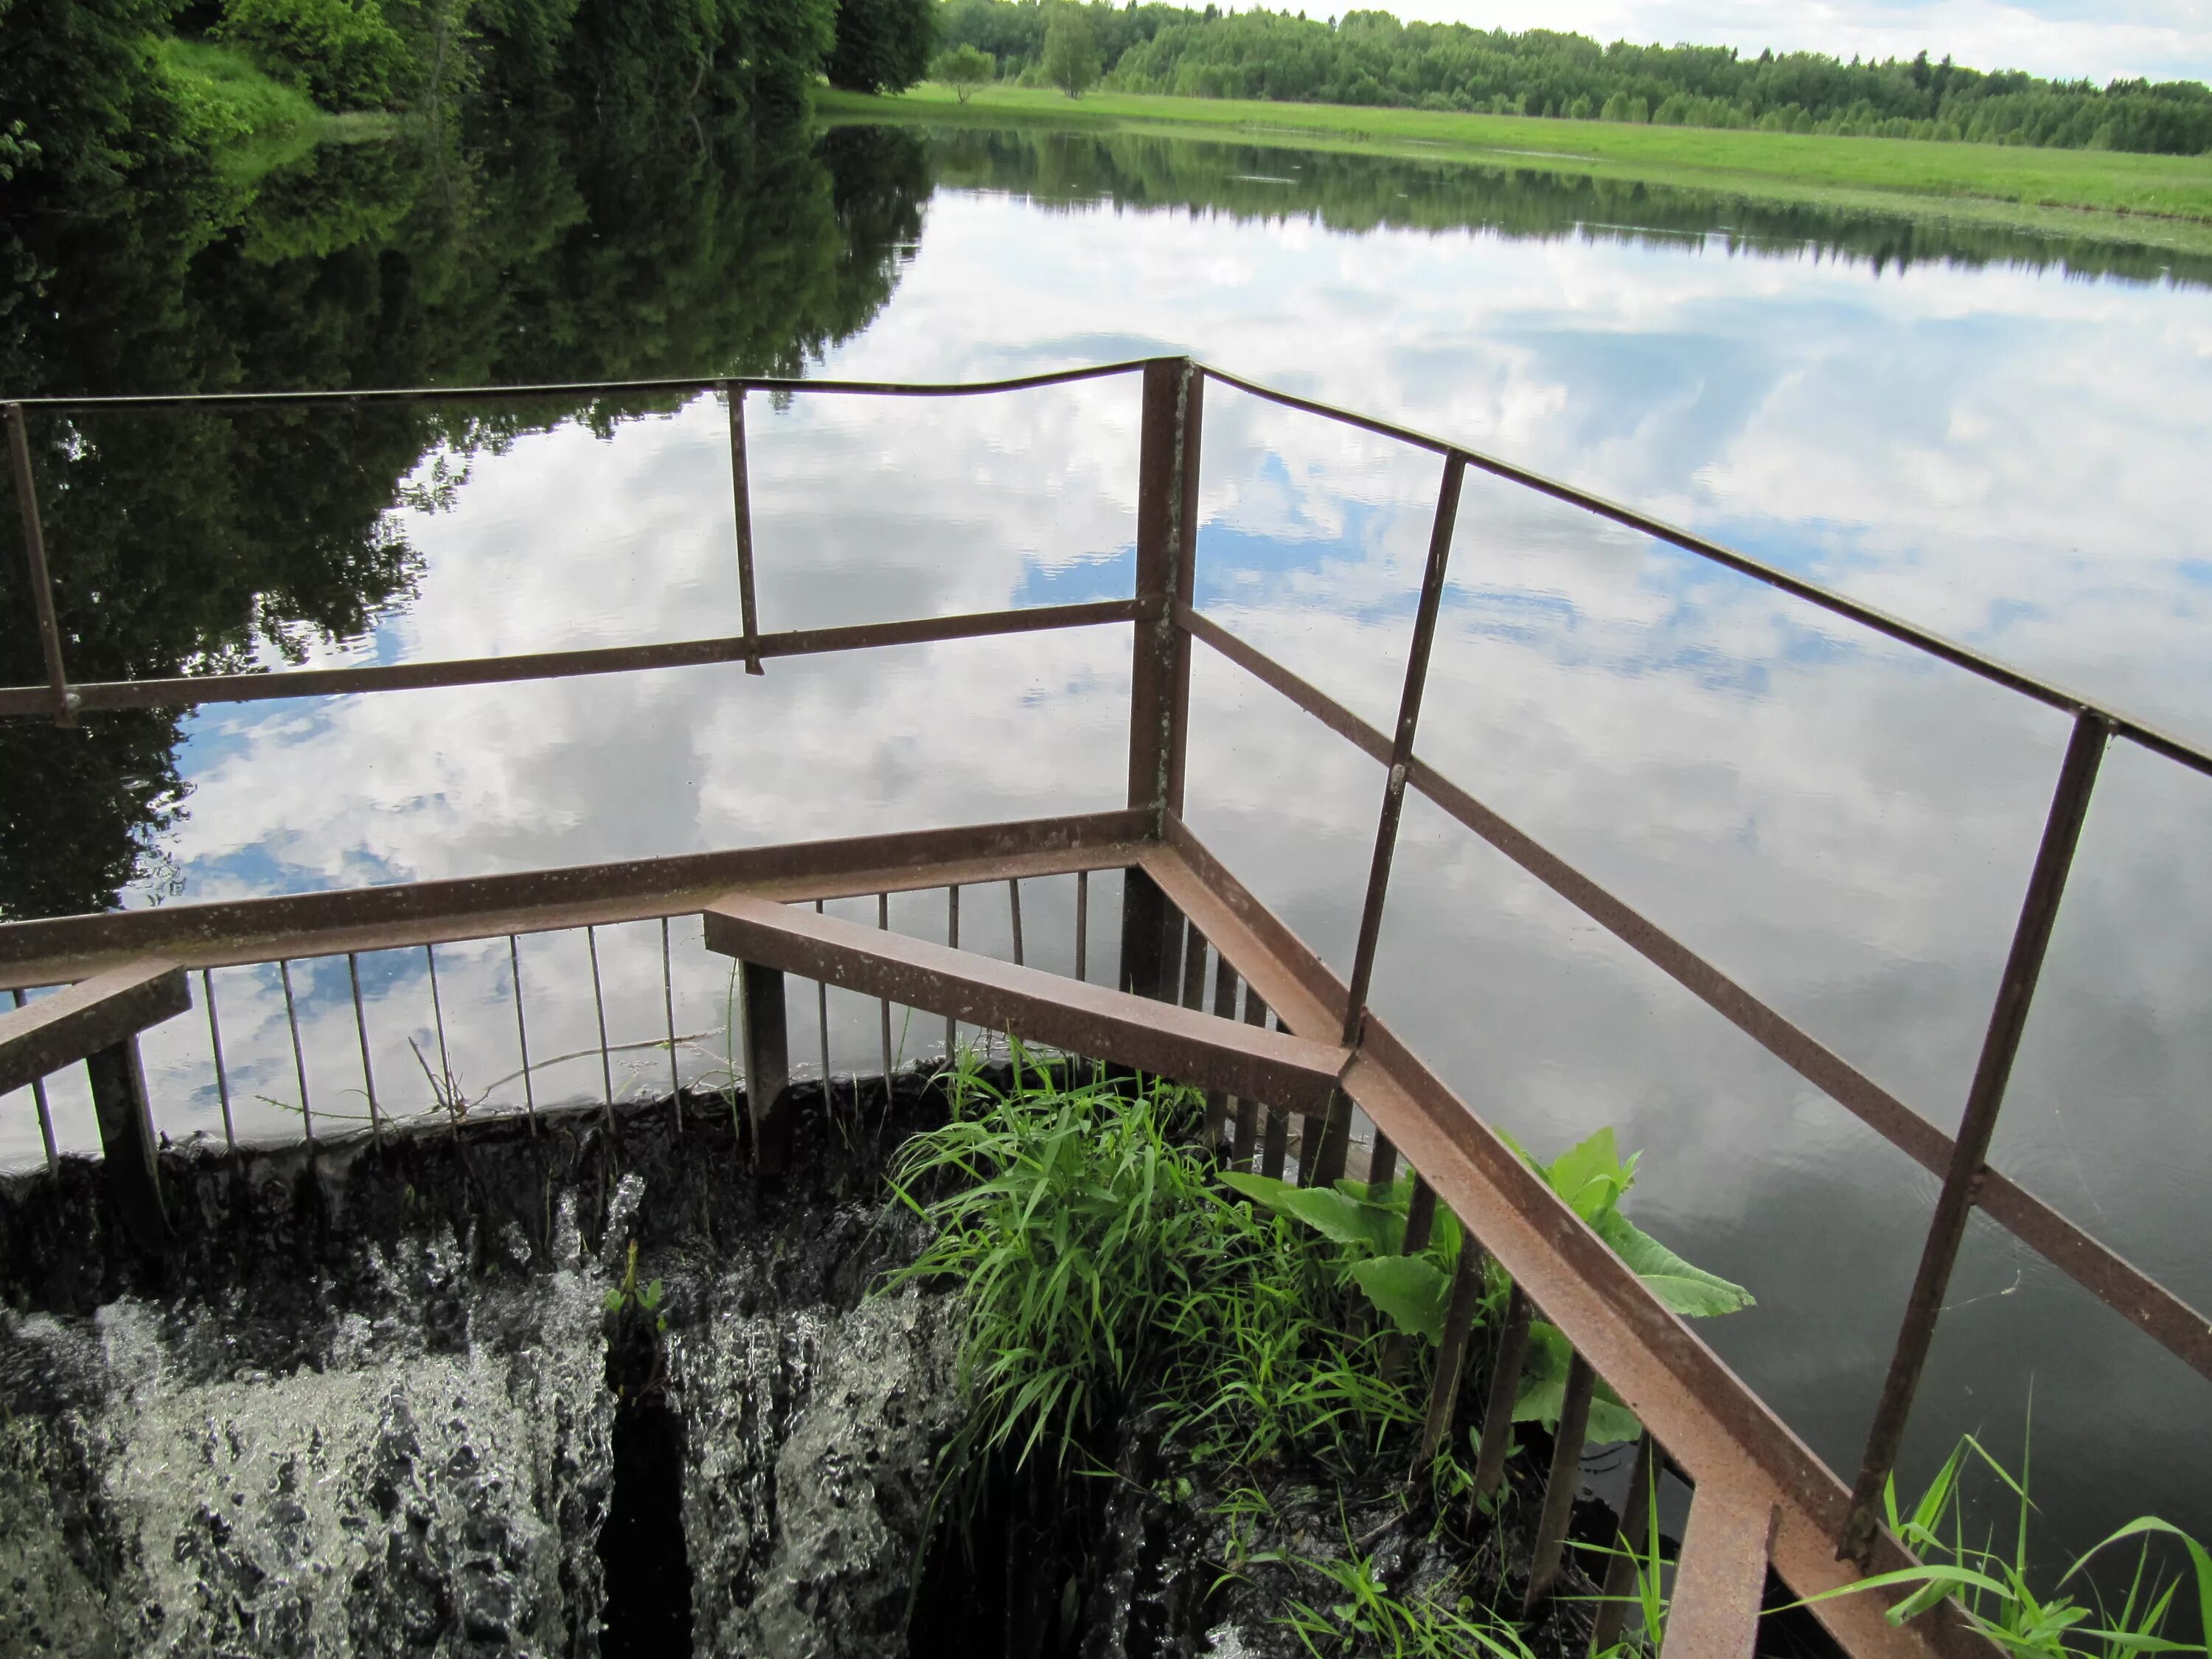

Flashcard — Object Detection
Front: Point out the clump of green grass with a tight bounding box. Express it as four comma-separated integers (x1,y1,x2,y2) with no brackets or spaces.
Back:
1795,1431,2211,1657
881,1051,1421,1505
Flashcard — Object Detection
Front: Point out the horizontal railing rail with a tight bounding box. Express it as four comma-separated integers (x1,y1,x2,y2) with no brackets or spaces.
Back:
0,357,1154,411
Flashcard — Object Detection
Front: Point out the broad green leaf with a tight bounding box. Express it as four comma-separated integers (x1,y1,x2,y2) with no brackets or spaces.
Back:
1512,1322,1642,1445
1545,1127,1638,1224
1593,1210,1754,1317
1221,1171,1397,1254
1348,1255,1451,1343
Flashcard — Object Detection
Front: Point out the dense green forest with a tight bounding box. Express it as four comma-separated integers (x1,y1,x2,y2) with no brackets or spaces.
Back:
0,0,938,195
935,1,2212,156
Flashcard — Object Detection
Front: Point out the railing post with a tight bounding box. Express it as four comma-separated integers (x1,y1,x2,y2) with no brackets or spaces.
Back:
1839,708,2110,1562
6,403,75,727
1472,1284,1534,1501
1127,355,1203,831
1523,1350,1597,1614
1419,1231,1489,1461
86,1037,168,1252
1341,452,1466,1047
738,960,790,1174
722,381,764,675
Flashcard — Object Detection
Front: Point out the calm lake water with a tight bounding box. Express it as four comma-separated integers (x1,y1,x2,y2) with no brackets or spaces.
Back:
4,119,2208,1571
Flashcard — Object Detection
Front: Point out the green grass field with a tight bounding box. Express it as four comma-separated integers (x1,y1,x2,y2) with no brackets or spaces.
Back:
821,84,2212,252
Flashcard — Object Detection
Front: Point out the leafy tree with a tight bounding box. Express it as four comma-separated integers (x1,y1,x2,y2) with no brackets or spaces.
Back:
215,0,411,111
1042,4,1099,98
931,41,995,101
825,0,935,93
0,0,193,192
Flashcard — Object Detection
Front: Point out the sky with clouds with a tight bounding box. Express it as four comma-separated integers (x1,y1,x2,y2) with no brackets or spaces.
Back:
1295,0,2212,84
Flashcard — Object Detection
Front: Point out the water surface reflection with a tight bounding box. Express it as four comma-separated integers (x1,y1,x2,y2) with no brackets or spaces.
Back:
4,120,2208,1568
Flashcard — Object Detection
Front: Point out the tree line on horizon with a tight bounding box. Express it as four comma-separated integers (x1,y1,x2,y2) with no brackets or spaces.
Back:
933,0,2212,156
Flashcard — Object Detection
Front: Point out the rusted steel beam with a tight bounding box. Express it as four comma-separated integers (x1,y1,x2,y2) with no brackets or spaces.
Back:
1660,1486,1779,1659
700,893,1351,1116
0,813,1152,989
1198,366,2212,784
738,961,790,1173
723,383,764,675
10,358,1154,412
1128,357,1203,826
1840,711,2110,1563
1524,1351,1598,1613
1175,625,2212,1385
5,403,73,726
1139,827,1995,1659
1,959,190,1093
0,599,1139,717
86,1039,168,1251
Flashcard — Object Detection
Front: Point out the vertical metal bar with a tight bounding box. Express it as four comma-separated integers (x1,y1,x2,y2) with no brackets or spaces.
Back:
348,953,382,1147
5,403,74,727
723,383,764,675
1119,866,1174,999
279,959,314,1144
877,892,894,1081
1368,1130,1399,1197
509,934,537,1133
1179,925,1220,1141
661,916,681,1125
586,926,615,1124
1075,869,1089,983
1420,1234,1489,1461
1524,1351,1598,1613
1402,1175,1437,1254
11,987,60,1168
1343,453,1467,1047
1214,955,1251,1166
815,899,832,1096
1007,878,1024,967
86,1038,167,1251
945,884,960,1061
738,961,790,1173
199,971,234,1156
1472,1285,1534,1500
1840,708,2110,1564
1590,1431,1659,1655
1382,1175,1440,1378
425,943,452,1089
1246,988,1289,1179
1179,925,1208,1011
1127,357,1204,828
1306,1091,1354,1189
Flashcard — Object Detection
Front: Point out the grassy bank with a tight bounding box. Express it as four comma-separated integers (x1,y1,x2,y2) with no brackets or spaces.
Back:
153,38,394,181
821,84,2212,252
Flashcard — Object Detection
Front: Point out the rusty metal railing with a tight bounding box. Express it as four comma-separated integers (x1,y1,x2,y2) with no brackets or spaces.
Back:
7,358,2211,1655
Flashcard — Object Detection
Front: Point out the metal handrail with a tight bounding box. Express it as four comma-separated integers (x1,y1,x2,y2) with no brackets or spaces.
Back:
4,355,2204,1636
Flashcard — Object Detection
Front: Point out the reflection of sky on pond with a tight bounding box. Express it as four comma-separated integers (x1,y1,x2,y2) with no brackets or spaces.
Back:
14,153,2212,1561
